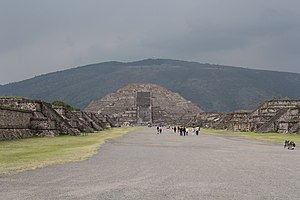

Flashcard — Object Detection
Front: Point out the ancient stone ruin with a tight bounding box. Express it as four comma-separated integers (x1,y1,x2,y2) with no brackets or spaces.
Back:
0,97,114,140
189,99,300,134
2,89,299,141
85,83,203,125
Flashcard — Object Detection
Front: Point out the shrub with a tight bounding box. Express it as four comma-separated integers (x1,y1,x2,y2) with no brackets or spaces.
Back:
51,100,80,111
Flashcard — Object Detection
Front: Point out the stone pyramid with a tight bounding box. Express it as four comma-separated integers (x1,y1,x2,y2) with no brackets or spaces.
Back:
85,83,203,125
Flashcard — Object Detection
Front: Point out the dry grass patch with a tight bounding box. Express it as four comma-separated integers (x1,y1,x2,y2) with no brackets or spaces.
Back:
0,127,136,175
202,128,300,144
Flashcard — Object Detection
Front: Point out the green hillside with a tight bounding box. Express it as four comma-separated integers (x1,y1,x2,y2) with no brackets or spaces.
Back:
1,59,300,112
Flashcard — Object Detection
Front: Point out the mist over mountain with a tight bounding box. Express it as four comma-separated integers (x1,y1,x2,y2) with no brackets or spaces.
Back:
1,59,300,112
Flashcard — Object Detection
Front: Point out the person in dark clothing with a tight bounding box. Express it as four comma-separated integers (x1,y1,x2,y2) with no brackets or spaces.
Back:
174,126,177,133
183,127,186,136
156,126,159,134
179,127,183,136
196,126,199,136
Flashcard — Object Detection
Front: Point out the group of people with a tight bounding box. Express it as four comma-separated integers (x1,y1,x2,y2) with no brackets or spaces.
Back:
284,140,296,150
156,126,163,134
156,125,200,136
173,126,200,136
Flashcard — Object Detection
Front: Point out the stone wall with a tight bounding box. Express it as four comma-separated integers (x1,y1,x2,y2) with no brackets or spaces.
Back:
0,97,41,112
0,107,32,129
187,112,228,128
0,107,34,140
54,106,95,133
227,112,251,132
0,129,33,140
197,99,300,134
40,103,80,136
94,113,113,128
0,97,113,140
277,108,300,133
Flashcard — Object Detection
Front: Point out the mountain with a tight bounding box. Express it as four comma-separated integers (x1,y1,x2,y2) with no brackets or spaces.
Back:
1,59,300,112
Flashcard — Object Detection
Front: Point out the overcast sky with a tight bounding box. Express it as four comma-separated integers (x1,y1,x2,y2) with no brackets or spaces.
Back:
1,0,300,84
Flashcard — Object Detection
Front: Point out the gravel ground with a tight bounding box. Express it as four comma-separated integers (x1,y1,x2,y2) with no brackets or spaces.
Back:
1,127,300,200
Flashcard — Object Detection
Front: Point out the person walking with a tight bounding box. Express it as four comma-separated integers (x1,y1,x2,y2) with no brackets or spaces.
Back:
195,126,199,136
159,126,162,134
156,126,160,134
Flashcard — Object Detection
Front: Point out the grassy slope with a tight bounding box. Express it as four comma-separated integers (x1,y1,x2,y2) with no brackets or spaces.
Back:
0,127,136,175
202,129,300,144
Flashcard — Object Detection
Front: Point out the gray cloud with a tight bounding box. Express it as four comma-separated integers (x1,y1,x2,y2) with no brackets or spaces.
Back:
0,0,300,84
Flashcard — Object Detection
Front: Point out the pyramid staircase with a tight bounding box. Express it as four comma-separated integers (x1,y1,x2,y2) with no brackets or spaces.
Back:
255,108,289,133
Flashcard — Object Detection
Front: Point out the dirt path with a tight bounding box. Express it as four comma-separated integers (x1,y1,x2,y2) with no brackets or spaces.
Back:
1,127,300,200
